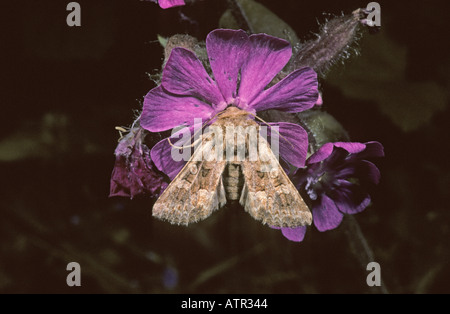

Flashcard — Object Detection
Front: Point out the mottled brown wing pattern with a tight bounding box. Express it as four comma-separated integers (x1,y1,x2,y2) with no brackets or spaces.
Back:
152,137,227,225
239,135,312,228
152,107,312,228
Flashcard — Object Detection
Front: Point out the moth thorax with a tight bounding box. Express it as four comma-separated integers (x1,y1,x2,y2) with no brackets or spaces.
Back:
223,162,244,201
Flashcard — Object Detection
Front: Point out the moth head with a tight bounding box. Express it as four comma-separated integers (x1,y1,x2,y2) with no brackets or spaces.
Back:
217,106,251,119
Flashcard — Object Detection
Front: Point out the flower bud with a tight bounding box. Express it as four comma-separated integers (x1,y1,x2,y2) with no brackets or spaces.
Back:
291,8,378,77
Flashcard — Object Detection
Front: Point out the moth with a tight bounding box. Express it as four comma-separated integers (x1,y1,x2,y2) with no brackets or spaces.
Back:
152,106,312,228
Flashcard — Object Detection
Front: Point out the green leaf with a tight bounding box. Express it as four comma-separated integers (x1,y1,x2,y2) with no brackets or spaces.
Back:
219,0,299,46
326,31,448,132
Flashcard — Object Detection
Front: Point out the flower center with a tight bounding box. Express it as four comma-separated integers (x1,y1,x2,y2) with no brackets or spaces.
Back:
228,96,254,114
304,171,335,201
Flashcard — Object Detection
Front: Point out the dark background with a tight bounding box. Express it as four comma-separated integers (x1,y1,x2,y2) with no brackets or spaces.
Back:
1,0,449,293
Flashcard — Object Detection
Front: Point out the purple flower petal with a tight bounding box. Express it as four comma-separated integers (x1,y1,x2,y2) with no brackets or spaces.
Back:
150,126,195,180
307,142,364,166
206,29,250,104
357,141,385,159
353,160,381,185
265,122,308,168
336,160,381,184
312,194,344,231
110,156,135,198
158,0,185,9
238,34,292,106
333,142,367,154
250,67,318,113
307,142,335,164
161,48,225,110
291,167,310,188
281,226,307,242
333,180,371,214
333,160,380,188
141,86,215,132
110,145,168,199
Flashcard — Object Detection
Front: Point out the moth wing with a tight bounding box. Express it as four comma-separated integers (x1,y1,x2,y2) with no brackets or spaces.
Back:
152,135,227,226
240,136,312,228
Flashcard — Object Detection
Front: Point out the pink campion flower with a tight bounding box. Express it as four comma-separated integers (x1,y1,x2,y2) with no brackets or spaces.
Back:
275,141,384,242
109,126,168,199
147,0,186,9
140,29,319,179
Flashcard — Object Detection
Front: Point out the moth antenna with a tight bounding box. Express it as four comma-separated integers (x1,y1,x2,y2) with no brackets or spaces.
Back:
248,113,296,150
167,111,223,149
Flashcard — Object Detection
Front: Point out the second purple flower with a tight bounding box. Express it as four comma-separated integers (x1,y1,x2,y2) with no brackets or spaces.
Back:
276,141,384,242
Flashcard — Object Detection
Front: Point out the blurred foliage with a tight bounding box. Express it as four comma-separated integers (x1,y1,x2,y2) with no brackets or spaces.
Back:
219,0,300,45
1,0,449,294
326,30,448,132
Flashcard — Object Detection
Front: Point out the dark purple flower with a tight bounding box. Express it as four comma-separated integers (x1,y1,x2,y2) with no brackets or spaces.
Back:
276,141,384,242
109,127,168,199
147,0,185,9
141,29,318,179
